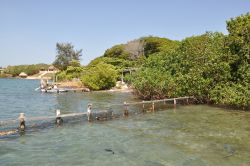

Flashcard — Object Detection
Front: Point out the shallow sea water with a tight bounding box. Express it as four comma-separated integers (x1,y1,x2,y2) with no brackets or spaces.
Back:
0,79,250,166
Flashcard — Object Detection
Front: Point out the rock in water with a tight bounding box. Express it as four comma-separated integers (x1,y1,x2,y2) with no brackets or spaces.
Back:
105,148,115,154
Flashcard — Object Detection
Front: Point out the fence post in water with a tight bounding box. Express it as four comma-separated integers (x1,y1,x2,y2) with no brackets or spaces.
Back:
174,98,176,107
87,103,92,122
123,101,129,116
152,102,155,112
18,113,25,131
186,98,189,105
55,109,63,125
142,100,145,112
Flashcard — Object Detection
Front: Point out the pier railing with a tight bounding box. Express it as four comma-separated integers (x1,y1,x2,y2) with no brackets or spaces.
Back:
0,96,194,137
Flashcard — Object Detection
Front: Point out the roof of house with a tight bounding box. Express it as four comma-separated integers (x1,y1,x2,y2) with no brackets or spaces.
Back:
19,72,28,77
48,65,58,70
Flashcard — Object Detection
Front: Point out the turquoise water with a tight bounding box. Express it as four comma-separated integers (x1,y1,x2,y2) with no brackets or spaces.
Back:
0,79,250,166
0,79,135,120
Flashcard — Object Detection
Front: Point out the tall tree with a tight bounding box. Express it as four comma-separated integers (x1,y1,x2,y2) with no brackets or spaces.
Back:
53,43,82,70
226,13,250,82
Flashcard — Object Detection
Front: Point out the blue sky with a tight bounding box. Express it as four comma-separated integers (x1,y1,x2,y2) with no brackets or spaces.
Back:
0,0,249,67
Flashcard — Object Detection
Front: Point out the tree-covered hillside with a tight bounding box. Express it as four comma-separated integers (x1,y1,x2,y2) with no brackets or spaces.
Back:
56,13,249,109
131,13,250,109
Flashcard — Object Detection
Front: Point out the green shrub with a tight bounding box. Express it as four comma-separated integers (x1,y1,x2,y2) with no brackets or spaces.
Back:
56,65,84,81
132,68,175,100
209,83,250,109
81,63,118,90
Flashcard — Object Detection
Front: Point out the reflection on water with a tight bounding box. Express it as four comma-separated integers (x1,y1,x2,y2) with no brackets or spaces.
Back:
0,79,250,166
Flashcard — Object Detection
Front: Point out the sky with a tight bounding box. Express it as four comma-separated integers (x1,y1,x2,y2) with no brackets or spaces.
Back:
0,0,249,67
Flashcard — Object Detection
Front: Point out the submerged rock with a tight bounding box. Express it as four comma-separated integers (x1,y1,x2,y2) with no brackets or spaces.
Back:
105,148,115,154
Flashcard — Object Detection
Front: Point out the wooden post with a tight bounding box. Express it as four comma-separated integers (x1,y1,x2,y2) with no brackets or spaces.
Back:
186,98,189,105
121,72,124,84
87,103,92,122
19,113,25,131
174,98,176,108
55,109,63,125
152,102,155,112
124,101,129,116
142,100,145,112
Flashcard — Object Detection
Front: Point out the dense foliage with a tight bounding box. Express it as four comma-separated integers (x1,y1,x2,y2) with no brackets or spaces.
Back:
56,59,118,90
130,13,250,109
53,43,83,70
226,13,250,84
102,37,179,60
88,57,135,71
103,44,130,60
53,13,249,109
132,33,229,99
4,64,50,76
142,36,179,57
56,60,84,81
81,63,118,90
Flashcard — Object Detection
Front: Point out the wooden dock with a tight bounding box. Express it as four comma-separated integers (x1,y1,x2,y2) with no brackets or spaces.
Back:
0,96,194,137
124,96,193,105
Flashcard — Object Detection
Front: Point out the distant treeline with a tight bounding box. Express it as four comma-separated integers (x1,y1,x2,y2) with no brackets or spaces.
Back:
4,64,50,76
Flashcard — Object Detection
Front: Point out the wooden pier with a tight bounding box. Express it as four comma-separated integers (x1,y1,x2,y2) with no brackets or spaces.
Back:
124,96,192,105
0,96,194,137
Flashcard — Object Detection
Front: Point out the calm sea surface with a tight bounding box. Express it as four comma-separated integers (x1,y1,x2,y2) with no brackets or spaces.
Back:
0,78,249,166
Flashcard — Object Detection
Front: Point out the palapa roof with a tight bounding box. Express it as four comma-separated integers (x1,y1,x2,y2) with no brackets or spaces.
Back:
48,65,56,70
19,72,28,77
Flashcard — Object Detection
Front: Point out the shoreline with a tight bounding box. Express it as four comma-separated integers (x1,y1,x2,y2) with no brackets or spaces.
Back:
0,78,248,110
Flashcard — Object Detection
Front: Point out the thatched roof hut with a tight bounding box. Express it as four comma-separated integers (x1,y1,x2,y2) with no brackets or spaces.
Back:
40,67,46,71
0,68,4,74
48,65,57,71
19,72,28,78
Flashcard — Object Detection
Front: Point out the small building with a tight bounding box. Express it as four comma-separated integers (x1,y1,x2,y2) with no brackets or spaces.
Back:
19,72,28,78
40,67,46,71
48,66,59,72
39,65,59,74
0,68,4,74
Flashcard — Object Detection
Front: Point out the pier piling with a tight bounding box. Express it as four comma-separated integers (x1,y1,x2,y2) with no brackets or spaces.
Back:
152,102,155,112
142,100,145,112
87,103,92,122
55,109,63,125
18,113,25,131
123,101,129,116
174,98,176,105
0,96,194,137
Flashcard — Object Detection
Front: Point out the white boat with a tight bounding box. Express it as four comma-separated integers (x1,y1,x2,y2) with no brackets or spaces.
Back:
41,88,68,93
